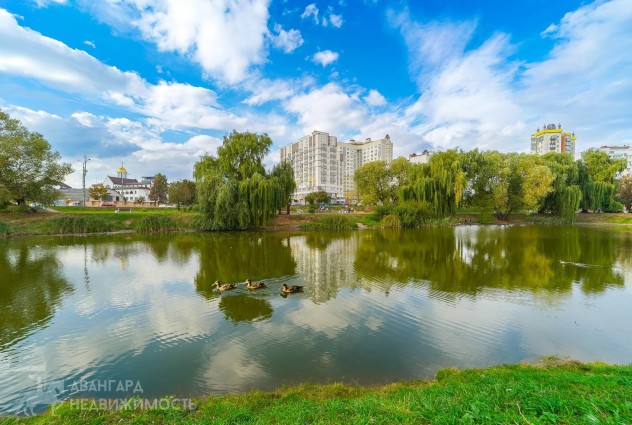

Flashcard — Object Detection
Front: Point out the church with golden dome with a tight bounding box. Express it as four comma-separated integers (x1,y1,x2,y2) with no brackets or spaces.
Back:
102,163,154,202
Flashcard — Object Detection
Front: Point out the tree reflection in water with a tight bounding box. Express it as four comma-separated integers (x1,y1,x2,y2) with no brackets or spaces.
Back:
0,240,73,349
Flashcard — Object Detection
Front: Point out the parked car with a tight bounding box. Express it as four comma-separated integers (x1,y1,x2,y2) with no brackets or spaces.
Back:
101,202,115,207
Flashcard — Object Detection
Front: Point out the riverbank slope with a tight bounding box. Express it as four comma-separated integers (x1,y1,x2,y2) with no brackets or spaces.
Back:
2,206,631,237
3,359,631,424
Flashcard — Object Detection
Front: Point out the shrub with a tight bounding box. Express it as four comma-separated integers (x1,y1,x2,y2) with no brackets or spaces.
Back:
381,214,401,228
394,201,432,228
477,211,495,224
300,217,358,230
46,217,114,234
134,216,180,233
0,222,10,238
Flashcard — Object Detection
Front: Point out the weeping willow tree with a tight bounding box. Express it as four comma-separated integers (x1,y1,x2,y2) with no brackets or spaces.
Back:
398,150,466,216
193,131,295,231
578,149,626,212
540,153,582,223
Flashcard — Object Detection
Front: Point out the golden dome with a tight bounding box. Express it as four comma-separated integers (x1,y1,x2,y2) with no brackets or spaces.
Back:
117,167,127,173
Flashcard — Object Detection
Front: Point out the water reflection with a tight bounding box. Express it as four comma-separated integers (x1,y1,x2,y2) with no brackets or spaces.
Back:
352,226,625,298
0,240,73,349
0,226,631,415
193,232,296,300
218,294,273,323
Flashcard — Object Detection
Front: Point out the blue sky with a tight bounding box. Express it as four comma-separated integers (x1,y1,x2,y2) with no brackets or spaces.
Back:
0,0,631,187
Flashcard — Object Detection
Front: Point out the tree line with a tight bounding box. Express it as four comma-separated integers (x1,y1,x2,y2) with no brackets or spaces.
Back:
354,149,629,224
3,108,631,228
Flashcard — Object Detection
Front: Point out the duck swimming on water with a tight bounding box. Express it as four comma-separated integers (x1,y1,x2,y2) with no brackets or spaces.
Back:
245,278,267,289
280,283,304,293
213,281,236,292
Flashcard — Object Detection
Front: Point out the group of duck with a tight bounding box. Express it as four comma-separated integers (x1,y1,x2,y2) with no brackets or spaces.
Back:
213,278,304,294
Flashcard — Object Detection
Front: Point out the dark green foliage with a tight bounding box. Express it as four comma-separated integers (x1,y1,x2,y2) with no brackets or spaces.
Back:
300,217,358,230
168,179,196,205
148,173,169,205
134,216,180,233
45,217,114,234
374,201,432,228
0,110,73,206
0,221,10,238
304,190,331,205
381,214,401,228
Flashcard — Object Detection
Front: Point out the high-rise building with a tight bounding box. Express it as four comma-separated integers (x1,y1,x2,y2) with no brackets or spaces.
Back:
530,123,577,155
339,135,393,201
599,145,632,177
280,131,393,203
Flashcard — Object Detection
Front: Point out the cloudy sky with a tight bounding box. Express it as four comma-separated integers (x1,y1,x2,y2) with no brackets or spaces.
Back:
0,0,631,187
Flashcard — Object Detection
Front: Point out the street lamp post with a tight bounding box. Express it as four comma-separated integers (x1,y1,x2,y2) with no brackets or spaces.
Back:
79,155,91,206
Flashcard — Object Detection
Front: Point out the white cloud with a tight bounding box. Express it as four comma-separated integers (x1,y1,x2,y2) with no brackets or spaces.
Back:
393,0,632,153
270,24,303,53
328,13,343,28
83,40,95,48
31,0,67,6
364,89,387,107
284,83,367,136
80,0,270,84
301,3,319,24
312,50,339,66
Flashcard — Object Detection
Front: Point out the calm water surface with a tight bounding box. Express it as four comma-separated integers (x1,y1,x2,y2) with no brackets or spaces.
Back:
1,225,631,413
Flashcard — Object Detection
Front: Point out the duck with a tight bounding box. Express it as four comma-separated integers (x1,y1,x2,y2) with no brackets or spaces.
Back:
280,283,304,293
213,281,236,292
245,278,267,290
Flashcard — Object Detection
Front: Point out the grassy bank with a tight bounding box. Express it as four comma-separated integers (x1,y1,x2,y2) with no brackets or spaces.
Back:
4,359,631,424
0,206,196,237
2,206,632,238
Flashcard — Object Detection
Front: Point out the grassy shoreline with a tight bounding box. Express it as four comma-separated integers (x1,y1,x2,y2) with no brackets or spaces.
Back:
3,359,631,424
1,206,631,238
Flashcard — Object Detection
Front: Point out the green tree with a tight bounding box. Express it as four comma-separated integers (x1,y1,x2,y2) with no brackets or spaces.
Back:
541,153,582,222
304,190,331,205
0,110,72,205
89,185,110,201
0,184,10,209
149,173,169,205
578,149,626,212
169,179,196,205
616,175,632,212
354,161,393,205
400,150,466,216
194,131,295,230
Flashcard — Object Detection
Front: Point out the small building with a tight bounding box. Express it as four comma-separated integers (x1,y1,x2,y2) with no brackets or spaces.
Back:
599,145,632,177
530,123,576,155
102,165,152,202
408,150,433,164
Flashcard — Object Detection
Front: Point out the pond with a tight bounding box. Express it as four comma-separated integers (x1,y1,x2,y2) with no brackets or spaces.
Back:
1,225,631,414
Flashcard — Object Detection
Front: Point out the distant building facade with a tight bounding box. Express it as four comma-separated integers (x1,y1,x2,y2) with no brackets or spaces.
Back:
599,145,632,177
408,150,433,164
102,165,154,202
530,123,577,155
280,131,393,203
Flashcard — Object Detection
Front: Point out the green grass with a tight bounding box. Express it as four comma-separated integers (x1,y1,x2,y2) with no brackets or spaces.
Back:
299,216,358,230
0,221,10,238
134,216,182,233
5,360,631,424
43,217,115,234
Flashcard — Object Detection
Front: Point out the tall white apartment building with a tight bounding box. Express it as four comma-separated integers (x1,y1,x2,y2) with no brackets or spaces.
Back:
280,131,393,203
280,131,340,202
530,123,577,155
599,145,632,177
